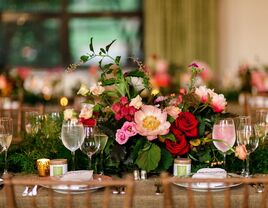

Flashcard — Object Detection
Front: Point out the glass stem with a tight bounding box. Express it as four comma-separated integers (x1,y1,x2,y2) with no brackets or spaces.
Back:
99,152,104,175
223,153,226,169
3,149,8,175
245,154,250,177
88,155,92,170
71,151,75,171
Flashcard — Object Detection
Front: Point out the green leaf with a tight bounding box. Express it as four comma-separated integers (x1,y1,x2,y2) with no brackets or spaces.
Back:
102,78,116,86
89,37,94,53
156,147,173,171
80,55,89,63
93,104,102,112
135,143,161,172
126,70,145,77
116,82,126,96
198,151,211,162
100,48,106,54
105,39,116,52
160,132,176,142
132,137,147,161
115,56,121,65
198,118,206,137
167,116,175,124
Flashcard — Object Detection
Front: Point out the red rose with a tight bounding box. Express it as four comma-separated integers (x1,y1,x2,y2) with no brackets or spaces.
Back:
165,126,190,156
174,112,198,137
80,118,96,127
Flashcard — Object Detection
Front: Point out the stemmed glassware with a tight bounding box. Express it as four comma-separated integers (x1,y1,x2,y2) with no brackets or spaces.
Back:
234,116,251,176
236,124,259,177
80,126,101,171
0,117,13,175
95,129,108,175
255,109,268,143
61,120,85,170
212,118,236,168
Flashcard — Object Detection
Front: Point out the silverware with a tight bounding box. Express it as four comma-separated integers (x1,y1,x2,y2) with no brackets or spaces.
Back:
22,186,30,196
28,185,38,196
154,182,162,195
250,183,265,193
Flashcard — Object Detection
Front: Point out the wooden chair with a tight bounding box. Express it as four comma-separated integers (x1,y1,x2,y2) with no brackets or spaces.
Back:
161,172,268,208
3,174,134,208
0,104,44,143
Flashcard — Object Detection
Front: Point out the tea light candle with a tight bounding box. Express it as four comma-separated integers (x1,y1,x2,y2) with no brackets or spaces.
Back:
36,158,50,177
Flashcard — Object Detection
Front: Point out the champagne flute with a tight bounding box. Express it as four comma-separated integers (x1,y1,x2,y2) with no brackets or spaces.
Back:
25,111,39,134
61,120,85,170
0,117,13,175
212,118,236,168
234,116,251,176
255,109,268,144
95,129,108,175
236,124,259,177
80,126,100,171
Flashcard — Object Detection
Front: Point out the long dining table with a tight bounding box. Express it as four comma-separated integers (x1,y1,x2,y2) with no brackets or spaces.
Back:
0,173,267,208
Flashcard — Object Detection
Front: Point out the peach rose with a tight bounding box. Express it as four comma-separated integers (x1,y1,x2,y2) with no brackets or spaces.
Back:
235,145,247,160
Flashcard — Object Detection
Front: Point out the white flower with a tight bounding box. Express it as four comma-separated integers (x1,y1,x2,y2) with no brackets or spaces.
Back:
64,109,75,120
195,85,214,103
77,83,90,96
79,104,94,119
129,77,145,92
90,82,105,96
130,95,143,109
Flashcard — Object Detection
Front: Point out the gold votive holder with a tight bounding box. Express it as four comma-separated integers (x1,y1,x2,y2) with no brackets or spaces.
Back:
36,158,50,177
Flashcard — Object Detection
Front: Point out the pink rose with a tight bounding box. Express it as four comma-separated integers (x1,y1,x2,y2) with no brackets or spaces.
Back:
195,86,214,103
210,93,227,113
121,121,137,137
235,145,247,160
164,106,181,119
115,129,129,145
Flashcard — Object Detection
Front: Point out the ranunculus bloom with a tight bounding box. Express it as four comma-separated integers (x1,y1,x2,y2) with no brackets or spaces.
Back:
90,82,105,96
235,145,247,160
115,129,130,145
165,125,190,156
111,102,121,113
134,105,170,140
173,112,198,138
130,95,143,109
164,106,181,119
79,104,94,119
77,83,90,96
64,109,75,120
121,121,137,137
210,93,227,113
120,96,129,105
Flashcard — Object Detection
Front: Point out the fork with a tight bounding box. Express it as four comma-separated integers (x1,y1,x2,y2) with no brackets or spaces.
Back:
28,185,38,196
22,186,30,196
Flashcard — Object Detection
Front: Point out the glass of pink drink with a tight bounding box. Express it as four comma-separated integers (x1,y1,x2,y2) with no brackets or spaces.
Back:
212,118,236,168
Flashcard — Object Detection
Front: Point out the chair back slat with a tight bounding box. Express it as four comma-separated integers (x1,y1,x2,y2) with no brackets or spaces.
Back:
3,174,134,208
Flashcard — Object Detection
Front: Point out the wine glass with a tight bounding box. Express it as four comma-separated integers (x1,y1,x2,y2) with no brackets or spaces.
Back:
236,124,259,177
25,111,39,134
255,109,268,144
212,118,236,168
80,126,101,171
61,120,85,170
234,116,251,176
0,117,13,175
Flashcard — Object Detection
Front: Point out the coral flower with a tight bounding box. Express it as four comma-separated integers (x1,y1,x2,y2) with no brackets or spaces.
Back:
134,105,170,140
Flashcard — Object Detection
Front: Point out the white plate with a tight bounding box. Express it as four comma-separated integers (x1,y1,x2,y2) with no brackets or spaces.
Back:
41,172,111,194
0,178,3,185
173,173,242,192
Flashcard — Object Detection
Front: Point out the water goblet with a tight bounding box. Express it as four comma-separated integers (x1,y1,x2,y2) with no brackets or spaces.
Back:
236,124,259,177
212,118,236,169
0,117,13,175
61,120,85,170
80,126,101,171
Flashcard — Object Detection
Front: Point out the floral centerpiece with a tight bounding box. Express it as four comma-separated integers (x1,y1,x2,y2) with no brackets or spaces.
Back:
66,39,240,173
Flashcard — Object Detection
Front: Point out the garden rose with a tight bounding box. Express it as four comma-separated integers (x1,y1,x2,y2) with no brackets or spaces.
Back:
164,106,181,119
195,85,214,103
121,121,137,137
90,82,105,96
79,117,96,127
165,126,190,156
130,95,143,109
77,83,90,96
210,93,227,113
235,145,247,160
79,104,94,119
115,129,130,145
173,112,198,138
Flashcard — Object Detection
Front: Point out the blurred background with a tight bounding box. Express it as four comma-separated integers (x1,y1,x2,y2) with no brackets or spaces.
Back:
1,0,268,115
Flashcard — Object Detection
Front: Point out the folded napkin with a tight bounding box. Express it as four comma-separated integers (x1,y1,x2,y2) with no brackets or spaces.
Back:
192,168,227,188
60,170,93,182
56,170,93,190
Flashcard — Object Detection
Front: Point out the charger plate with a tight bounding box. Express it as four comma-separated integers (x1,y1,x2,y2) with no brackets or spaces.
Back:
173,173,242,192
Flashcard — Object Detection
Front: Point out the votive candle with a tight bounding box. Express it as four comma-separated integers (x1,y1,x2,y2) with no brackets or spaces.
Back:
36,158,50,177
